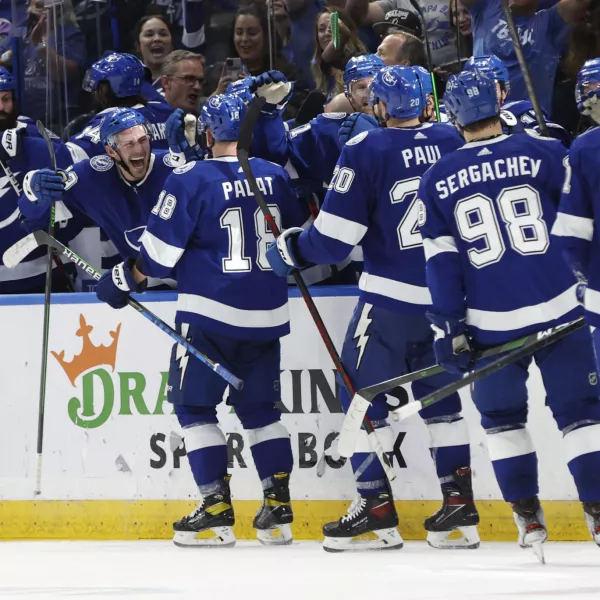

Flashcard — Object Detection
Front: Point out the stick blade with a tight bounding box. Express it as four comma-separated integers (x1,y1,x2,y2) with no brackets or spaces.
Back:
3,233,42,267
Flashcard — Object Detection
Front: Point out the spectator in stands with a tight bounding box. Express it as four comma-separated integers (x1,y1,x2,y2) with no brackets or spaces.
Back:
312,7,366,100
19,0,87,132
449,0,472,61
372,8,423,41
161,49,205,115
463,0,591,114
134,14,175,88
564,0,600,79
375,31,427,67
346,0,457,68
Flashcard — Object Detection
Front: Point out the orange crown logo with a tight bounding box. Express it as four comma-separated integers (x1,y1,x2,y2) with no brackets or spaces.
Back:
52,314,121,386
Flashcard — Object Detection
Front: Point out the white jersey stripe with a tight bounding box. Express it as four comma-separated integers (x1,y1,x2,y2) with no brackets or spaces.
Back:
314,210,368,246
467,284,578,332
552,212,594,242
423,236,459,260
140,230,185,269
178,293,289,329
564,424,600,463
359,271,432,305
486,428,535,461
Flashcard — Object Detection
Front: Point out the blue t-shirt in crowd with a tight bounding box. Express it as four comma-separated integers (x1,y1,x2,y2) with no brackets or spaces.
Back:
468,0,569,113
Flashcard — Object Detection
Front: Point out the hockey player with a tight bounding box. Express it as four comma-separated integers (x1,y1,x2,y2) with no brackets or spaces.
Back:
67,53,173,162
19,108,177,288
266,66,479,552
0,70,75,293
94,94,306,548
463,55,571,146
551,58,600,545
417,69,600,559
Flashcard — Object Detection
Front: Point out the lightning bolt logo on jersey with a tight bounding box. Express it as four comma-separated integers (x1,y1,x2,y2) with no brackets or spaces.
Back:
353,303,373,370
176,323,191,390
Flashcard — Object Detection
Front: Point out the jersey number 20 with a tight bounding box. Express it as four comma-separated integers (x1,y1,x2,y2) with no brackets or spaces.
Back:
220,206,282,272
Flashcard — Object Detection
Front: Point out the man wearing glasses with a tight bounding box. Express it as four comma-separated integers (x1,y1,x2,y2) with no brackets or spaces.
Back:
161,50,205,116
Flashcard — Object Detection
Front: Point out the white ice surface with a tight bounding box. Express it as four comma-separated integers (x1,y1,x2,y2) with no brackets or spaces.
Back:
0,540,598,600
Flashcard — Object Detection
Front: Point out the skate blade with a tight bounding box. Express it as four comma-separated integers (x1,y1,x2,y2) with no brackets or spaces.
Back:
532,541,545,564
322,528,404,553
426,526,481,550
256,524,293,546
173,526,236,548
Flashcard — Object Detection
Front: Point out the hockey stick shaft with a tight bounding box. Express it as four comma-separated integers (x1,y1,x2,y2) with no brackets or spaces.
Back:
9,231,244,390
336,317,587,456
500,0,549,137
238,97,396,482
394,317,584,421
409,0,441,122
34,120,57,495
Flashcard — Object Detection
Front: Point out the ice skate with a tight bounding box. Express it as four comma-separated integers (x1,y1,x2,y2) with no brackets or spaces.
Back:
173,476,236,548
322,492,404,552
583,502,600,547
425,466,480,549
253,472,294,546
511,496,547,563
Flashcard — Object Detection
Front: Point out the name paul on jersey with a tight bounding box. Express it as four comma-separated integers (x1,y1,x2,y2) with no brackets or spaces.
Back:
222,176,274,200
435,156,542,199
401,145,442,169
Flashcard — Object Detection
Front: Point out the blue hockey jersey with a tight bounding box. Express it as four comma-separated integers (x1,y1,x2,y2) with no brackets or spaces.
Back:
253,111,348,183
139,157,305,339
1,135,74,293
418,133,580,346
295,123,464,314
552,127,600,326
20,151,177,273
501,100,571,147
66,101,172,161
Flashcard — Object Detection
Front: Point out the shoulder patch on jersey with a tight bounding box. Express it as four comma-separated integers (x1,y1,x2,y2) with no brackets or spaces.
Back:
174,162,196,174
322,112,347,119
163,153,177,168
90,155,115,172
346,131,368,146
524,128,555,142
417,200,426,227
289,123,311,138
500,110,518,127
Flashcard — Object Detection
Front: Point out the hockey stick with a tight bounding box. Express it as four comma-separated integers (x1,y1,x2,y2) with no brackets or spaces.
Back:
33,119,59,494
238,96,396,483
3,230,244,391
500,0,549,137
409,0,441,122
292,90,326,128
336,316,587,456
392,317,584,422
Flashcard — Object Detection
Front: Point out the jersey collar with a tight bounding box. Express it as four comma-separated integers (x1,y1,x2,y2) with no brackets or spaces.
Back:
210,156,239,162
460,134,509,149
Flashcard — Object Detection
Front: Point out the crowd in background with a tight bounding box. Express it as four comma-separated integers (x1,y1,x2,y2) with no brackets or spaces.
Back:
0,0,597,137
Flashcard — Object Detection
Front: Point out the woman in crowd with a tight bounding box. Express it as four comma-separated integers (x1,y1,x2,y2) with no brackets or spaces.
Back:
134,13,175,89
311,7,366,102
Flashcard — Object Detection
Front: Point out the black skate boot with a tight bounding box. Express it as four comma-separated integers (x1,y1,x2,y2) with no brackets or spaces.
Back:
253,472,294,546
173,475,235,548
511,496,547,563
424,466,480,549
583,502,600,547
322,492,403,552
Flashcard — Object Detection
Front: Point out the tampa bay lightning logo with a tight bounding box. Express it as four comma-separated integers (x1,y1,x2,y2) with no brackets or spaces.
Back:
124,226,146,251
90,155,114,172
208,95,223,109
382,69,398,86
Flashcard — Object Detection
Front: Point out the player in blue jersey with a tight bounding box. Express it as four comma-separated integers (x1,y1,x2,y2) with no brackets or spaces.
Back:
66,53,172,162
0,69,75,294
19,108,177,288
266,66,479,552
418,70,600,559
463,55,571,146
551,57,600,545
94,94,306,548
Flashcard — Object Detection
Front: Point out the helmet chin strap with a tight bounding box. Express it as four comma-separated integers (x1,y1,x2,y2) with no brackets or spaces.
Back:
113,147,144,184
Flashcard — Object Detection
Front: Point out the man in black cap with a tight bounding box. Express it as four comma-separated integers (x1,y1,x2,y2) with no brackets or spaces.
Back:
372,9,423,40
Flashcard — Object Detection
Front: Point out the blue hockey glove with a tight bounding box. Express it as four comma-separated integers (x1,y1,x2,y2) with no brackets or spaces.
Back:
96,259,148,310
266,227,306,277
165,108,202,166
250,70,292,114
338,113,378,146
19,168,64,220
0,126,23,164
427,312,473,375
